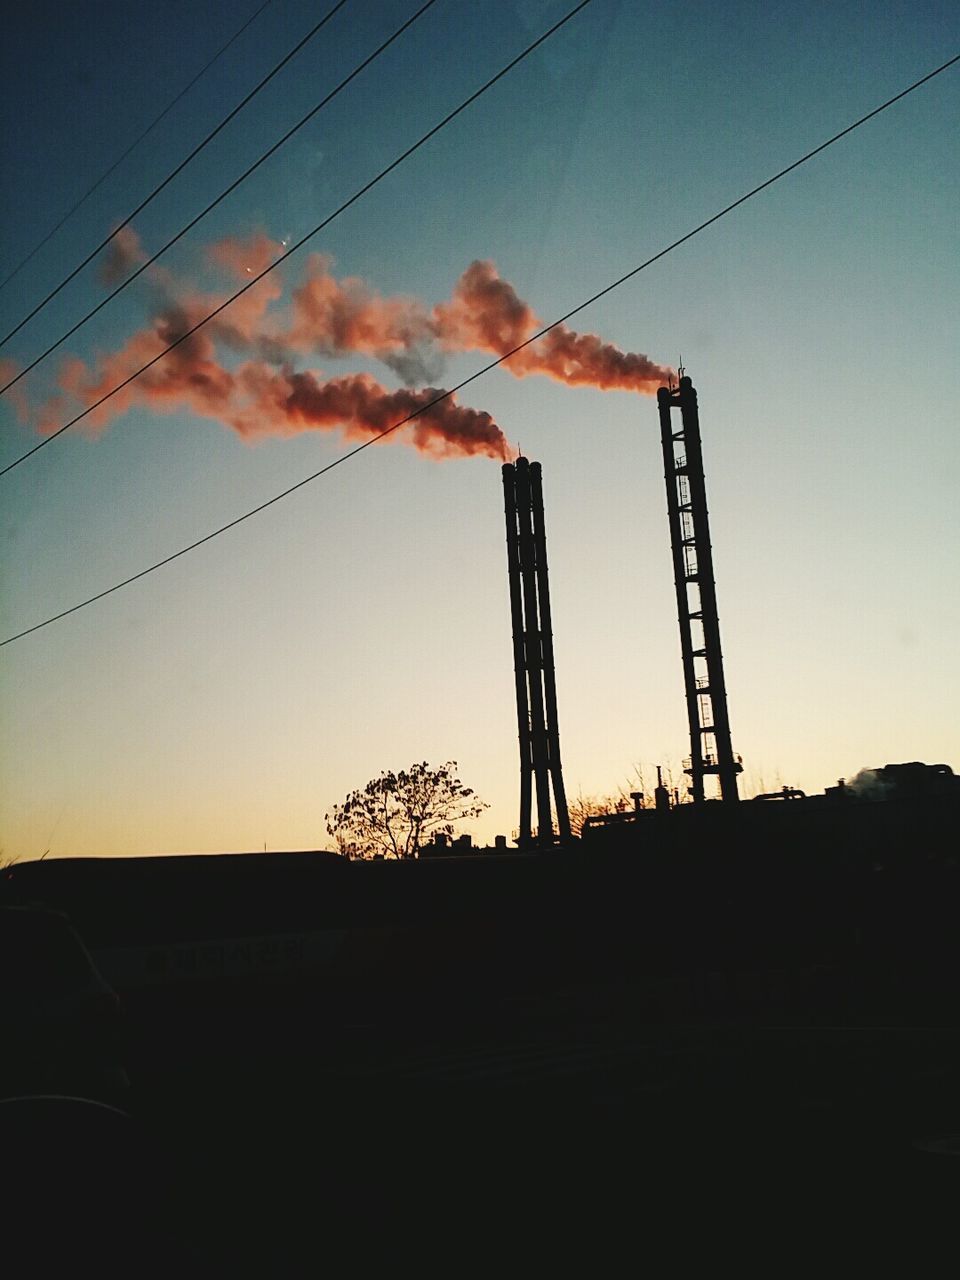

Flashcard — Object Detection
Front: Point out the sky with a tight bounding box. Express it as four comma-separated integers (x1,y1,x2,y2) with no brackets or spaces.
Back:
1,0,958,858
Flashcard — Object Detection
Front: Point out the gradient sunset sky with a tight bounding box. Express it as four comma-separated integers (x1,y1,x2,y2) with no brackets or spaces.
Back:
1,0,958,858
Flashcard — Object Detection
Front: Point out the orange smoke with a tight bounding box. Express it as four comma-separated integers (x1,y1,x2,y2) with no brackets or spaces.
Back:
27,233,671,460
207,233,285,280
435,260,671,392
280,255,672,392
99,226,148,286
506,323,670,392
434,259,538,354
235,366,507,458
284,255,671,391
0,357,29,422
40,280,507,459
290,254,433,354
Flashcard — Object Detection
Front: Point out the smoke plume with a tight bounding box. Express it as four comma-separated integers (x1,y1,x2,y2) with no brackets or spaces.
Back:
207,233,285,279
846,768,895,802
99,226,149,287
22,232,672,462
435,261,671,392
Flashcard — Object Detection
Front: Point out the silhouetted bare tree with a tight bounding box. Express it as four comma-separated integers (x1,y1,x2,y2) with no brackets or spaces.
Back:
567,764,669,835
326,761,488,859
567,790,635,837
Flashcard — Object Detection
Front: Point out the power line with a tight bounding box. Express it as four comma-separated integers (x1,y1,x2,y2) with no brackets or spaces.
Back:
0,0,439,399
0,0,593,478
2,46,956,649
0,0,350,352
0,0,276,296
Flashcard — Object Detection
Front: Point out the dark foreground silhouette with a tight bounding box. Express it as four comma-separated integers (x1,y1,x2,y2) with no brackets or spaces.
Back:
5,993,958,1271
4,815,960,1269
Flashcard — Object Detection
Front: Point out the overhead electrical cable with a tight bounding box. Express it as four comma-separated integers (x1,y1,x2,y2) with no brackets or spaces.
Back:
0,0,350,351
0,0,276,296
2,46,956,649
0,0,439,399
0,0,593,477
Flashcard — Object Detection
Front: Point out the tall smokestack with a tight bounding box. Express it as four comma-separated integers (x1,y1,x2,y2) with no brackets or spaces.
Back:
529,462,571,841
502,457,570,846
503,463,533,843
657,376,741,804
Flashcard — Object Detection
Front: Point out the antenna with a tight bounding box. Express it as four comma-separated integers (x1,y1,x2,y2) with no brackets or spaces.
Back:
677,353,685,380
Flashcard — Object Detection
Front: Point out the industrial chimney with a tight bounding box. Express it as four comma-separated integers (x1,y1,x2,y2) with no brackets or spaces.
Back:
657,376,741,804
502,457,571,846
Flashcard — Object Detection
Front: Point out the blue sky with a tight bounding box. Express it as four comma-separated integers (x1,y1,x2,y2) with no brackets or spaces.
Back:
1,0,958,857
